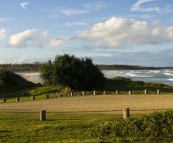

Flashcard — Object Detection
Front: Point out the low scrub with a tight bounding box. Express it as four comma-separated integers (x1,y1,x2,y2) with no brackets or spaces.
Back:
89,110,173,142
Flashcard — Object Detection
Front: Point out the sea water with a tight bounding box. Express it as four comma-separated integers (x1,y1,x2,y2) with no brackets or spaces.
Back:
103,69,173,86
16,69,173,86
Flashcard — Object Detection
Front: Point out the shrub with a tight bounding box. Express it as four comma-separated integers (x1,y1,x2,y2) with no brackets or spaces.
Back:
89,110,173,141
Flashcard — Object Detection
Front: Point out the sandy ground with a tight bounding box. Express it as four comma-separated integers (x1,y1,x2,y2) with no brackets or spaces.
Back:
0,95,173,114
15,72,41,83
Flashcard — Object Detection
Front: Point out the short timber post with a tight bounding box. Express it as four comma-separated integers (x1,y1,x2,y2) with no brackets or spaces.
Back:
157,89,160,94
2,98,6,103
129,90,132,95
144,89,148,94
46,95,49,99
31,96,35,100
103,91,106,95
116,90,119,95
40,110,46,121
82,91,85,96
59,94,62,98
16,97,20,102
123,108,130,118
71,92,73,97
93,91,96,95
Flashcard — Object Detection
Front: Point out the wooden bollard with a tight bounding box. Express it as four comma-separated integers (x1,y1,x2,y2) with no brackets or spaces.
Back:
16,97,20,102
40,110,46,121
129,90,132,94
116,90,119,94
71,92,73,97
46,95,49,99
103,91,106,95
94,91,96,95
123,108,130,118
144,89,148,94
59,94,62,98
157,89,160,94
31,96,35,100
82,91,85,96
2,98,6,102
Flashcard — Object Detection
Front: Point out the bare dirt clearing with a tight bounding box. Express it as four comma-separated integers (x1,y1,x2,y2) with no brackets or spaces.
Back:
0,95,173,114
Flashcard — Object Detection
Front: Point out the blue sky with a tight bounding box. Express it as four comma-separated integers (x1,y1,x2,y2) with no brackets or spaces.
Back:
0,0,173,66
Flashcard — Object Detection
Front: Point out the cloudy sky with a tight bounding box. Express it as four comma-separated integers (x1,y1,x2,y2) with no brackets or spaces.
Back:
0,0,173,66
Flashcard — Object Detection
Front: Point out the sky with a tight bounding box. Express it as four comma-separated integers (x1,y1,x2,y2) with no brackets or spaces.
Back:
0,0,173,66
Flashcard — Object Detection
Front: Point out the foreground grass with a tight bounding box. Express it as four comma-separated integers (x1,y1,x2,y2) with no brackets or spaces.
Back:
0,112,123,143
1,112,173,143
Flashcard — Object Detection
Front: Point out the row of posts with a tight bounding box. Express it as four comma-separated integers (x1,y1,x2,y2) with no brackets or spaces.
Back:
1,89,161,103
40,108,130,121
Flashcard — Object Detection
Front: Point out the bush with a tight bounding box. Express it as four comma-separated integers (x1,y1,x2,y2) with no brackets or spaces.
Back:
89,110,173,142
40,54,105,90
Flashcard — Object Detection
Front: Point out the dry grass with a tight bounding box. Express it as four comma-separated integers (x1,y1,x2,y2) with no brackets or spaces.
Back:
1,94,173,114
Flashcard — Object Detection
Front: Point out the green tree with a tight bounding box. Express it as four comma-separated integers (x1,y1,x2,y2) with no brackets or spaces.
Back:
40,54,105,90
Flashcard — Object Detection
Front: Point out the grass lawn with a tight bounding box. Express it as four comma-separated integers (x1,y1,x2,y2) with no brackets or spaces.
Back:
0,112,124,143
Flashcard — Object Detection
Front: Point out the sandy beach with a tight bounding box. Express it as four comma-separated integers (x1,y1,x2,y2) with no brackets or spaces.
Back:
15,72,41,83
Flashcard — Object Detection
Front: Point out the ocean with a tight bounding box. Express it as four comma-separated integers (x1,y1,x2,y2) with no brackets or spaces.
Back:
103,69,173,86
16,69,173,86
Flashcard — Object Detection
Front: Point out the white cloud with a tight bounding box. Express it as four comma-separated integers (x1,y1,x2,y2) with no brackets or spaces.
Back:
84,1,108,10
65,22,88,26
60,9,90,16
0,29,6,40
8,29,48,48
43,7,90,18
0,18,11,22
131,0,160,12
78,17,173,48
0,60,3,64
50,36,68,47
20,2,30,9
13,58,29,64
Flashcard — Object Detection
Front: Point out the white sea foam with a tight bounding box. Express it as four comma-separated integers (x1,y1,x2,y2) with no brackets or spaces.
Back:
164,73,173,76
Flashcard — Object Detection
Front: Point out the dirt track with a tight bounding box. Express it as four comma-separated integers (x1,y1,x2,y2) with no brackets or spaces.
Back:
0,95,173,114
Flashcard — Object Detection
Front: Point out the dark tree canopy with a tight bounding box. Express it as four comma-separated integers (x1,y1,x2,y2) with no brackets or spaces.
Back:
40,54,105,90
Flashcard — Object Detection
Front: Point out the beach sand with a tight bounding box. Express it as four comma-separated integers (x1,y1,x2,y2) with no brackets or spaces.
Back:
15,72,41,83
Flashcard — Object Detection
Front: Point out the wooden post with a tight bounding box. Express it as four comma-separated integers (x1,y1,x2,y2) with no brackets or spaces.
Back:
116,90,119,94
144,89,148,94
16,97,20,102
71,92,73,97
103,91,106,95
123,108,130,118
2,98,6,102
46,95,49,99
59,94,62,98
31,96,35,100
93,91,96,95
157,89,160,94
129,90,132,94
82,91,85,96
40,110,46,121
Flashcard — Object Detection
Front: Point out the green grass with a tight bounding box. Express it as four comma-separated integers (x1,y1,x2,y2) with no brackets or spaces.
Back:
0,112,123,143
1,112,173,143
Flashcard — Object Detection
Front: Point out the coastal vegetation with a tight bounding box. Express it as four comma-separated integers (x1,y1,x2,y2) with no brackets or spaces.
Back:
40,54,105,90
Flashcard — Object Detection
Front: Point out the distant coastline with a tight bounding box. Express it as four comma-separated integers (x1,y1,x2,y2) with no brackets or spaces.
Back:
97,65,173,70
1,63,173,71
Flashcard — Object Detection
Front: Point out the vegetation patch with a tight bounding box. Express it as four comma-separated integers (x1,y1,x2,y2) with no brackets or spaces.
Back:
89,110,173,142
